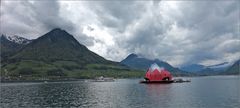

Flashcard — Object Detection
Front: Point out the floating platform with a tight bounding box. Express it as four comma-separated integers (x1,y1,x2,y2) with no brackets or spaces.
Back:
140,80,174,84
140,78,190,84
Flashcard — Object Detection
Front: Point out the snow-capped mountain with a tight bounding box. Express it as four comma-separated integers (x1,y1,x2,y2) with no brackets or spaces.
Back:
2,35,31,45
1,35,31,60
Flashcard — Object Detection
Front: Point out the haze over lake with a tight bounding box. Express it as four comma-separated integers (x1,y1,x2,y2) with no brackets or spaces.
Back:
1,76,239,108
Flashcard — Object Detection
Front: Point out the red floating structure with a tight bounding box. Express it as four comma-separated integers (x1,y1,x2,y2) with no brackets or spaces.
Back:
141,63,173,83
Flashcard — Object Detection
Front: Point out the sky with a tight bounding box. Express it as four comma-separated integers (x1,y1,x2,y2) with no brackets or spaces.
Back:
1,0,239,67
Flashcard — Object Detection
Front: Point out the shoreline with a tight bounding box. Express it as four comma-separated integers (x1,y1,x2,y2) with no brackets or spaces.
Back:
0,79,83,83
0,75,239,83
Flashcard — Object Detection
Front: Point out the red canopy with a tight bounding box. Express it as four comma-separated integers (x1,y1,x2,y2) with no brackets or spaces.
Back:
144,63,173,81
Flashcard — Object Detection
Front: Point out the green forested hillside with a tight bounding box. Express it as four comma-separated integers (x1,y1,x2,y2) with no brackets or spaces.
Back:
1,29,144,80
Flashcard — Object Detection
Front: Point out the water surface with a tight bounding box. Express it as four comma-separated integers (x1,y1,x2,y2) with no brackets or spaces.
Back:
1,76,239,108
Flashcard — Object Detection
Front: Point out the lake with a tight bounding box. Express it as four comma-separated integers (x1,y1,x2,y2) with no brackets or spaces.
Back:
1,76,239,108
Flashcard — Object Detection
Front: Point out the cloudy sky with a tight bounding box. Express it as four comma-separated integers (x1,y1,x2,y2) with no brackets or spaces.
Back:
1,0,239,67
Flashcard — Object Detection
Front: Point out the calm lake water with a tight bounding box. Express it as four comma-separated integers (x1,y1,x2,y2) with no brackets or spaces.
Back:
1,76,239,108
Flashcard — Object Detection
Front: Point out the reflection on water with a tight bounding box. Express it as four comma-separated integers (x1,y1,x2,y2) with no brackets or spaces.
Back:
1,76,239,108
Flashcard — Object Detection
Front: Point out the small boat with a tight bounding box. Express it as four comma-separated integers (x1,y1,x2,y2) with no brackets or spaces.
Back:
173,78,191,83
90,76,115,82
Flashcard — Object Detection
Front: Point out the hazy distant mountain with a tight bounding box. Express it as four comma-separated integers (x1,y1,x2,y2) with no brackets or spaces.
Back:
121,53,193,76
181,62,233,73
0,35,31,60
180,64,205,72
206,62,232,71
1,28,139,79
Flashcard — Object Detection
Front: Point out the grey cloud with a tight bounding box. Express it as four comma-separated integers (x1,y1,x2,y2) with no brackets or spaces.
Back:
110,1,239,66
177,1,238,39
69,0,239,66
87,1,147,32
1,0,239,66
28,1,74,32
1,0,74,38
75,34,95,46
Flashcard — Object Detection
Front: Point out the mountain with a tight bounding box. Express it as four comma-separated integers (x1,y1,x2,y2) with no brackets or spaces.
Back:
10,28,110,64
121,53,193,76
180,64,205,72
0,35,31,60
1,28,142,80
121,54,171,70
222,60,240,75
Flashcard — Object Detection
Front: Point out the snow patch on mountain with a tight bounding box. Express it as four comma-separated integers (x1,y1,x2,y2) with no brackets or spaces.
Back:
2,35,31,45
